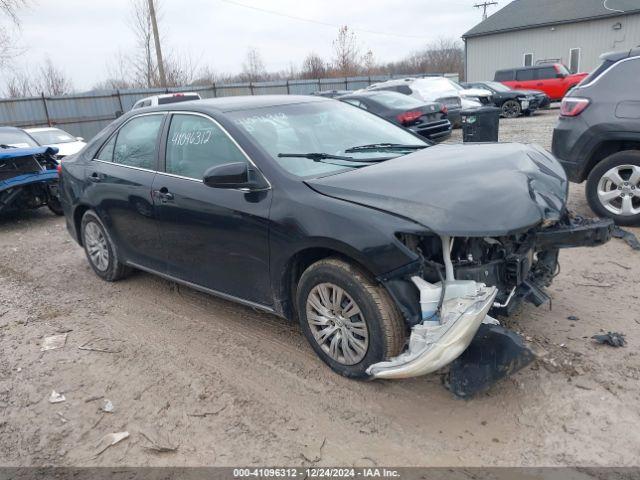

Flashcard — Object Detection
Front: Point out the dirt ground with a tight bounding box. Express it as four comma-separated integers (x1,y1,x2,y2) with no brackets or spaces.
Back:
1,109,639,467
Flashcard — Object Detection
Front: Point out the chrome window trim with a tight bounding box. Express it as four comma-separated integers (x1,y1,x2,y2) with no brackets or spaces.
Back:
579,55,640,89
164,110,272,189
93,158,156,174
92,111,167,168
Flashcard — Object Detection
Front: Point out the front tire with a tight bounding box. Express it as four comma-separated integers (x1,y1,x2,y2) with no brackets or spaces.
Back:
296,258,405,379
80,210,131,281
501,100,521,118
586,151,640,226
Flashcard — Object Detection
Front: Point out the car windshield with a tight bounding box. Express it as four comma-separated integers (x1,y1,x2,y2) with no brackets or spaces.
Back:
0,130,39,148
556,64,571,76
28,128,76,145
228,100,428,178
366,92,425,109
486,82,511,92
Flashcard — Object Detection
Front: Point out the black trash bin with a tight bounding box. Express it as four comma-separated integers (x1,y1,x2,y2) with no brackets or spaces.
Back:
461,106,500,143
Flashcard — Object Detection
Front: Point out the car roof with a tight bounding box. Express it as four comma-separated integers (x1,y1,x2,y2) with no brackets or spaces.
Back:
24,127,62,132
139,95,329,114
601,47,640,62
497,64,560,72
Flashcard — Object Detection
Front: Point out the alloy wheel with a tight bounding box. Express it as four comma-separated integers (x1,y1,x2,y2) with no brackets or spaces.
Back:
306,283,369,365
501,100,520,118
597,164,640,216
84,222,110,271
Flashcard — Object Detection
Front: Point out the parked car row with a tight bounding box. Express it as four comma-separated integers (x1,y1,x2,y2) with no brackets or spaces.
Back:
0,126,86,158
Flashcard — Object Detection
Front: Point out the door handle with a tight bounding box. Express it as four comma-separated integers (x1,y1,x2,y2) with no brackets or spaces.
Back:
154,187,174,201
88,172,101,183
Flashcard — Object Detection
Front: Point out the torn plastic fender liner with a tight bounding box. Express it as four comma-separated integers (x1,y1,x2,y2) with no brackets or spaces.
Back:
367,284,497,380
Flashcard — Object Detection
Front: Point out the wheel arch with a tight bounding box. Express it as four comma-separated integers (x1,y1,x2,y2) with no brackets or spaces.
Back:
72,204,92,245
276,242,382,321
583,137,640,182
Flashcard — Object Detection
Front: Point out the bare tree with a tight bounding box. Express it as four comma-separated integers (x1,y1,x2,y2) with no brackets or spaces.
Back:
129,0,158,87
3,68,32,97
241,47,266,82
37,57,73,95
332,26,360,77
163,52,198,87
0,0,28,68
301,52,326,79
3,57,73,97
361,49,376,75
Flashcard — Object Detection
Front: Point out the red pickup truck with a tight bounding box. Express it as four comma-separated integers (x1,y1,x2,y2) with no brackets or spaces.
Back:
494,64,587,101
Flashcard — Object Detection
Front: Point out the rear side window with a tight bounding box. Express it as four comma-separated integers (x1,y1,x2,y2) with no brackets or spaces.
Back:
580,59,615,85
536,67,557,79
97,114,163,170
515,69,535,81
165,114,246,180
494,70,514,81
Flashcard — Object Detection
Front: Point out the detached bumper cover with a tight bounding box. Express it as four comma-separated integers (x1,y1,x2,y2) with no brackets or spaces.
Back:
367,284,497,379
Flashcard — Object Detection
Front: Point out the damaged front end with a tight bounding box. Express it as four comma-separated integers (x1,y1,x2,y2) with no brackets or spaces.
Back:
370,213,613,381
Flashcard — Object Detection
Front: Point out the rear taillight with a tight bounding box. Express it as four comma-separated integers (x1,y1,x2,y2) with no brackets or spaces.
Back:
56,163,62,176
396,110,422,125
560,97,590,117
440,104,448,114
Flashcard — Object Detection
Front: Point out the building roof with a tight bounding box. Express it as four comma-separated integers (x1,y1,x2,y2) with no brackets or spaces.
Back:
463,0,640,38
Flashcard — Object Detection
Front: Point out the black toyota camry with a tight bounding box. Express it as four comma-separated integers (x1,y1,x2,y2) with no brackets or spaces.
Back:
59,95,612,380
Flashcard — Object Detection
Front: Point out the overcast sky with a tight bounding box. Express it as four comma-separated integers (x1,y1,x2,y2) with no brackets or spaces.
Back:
2,0,514,90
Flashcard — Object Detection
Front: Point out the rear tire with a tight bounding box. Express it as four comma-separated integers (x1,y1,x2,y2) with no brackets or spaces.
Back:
47,198,64,216
296,258,405,379
586,151,640,226
80,210,132,281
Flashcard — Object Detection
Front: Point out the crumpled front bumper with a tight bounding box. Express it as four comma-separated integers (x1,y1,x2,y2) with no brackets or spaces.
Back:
367,284,497,380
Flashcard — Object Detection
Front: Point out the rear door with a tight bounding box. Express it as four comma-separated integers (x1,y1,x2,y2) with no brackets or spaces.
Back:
513,68,537,91
86,113,166,271
152,112,273,306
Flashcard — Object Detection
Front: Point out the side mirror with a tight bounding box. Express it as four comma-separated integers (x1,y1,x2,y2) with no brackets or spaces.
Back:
556,73,567,79
203,162,269,190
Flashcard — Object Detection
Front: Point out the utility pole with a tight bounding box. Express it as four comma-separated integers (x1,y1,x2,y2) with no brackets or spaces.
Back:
474,1,498,20
147,0,167,87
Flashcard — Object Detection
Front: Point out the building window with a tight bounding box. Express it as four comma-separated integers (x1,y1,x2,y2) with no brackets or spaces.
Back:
569,48,581,73
523,53,533,67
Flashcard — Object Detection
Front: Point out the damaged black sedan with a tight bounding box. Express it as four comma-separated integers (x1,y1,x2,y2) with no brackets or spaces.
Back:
59,95,612,380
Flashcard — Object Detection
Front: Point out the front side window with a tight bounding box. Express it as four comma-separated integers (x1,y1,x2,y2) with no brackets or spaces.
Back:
536,67,557,79
97,114,163,169
165,114,246,180
228,100,427,178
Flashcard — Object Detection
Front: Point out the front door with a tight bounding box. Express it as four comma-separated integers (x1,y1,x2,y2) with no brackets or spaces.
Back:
153,112,273,306
86,113,165,271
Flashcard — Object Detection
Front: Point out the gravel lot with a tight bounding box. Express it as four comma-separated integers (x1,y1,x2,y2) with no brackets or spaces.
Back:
1,109,639,467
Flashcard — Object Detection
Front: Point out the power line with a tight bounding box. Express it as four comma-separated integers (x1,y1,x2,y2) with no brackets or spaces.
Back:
474,1,498,20
217,0,431,39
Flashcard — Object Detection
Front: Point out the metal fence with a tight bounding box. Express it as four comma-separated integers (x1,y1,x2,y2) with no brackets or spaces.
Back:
0,72,459,141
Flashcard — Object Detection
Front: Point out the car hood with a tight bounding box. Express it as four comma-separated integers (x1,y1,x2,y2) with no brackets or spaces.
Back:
518,89,547,97
305,143,568,237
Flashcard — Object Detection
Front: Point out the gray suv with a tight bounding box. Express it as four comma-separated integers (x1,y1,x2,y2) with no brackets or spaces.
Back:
552,48,640,225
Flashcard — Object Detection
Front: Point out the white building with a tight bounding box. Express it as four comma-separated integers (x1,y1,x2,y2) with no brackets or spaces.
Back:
463,0,640,81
